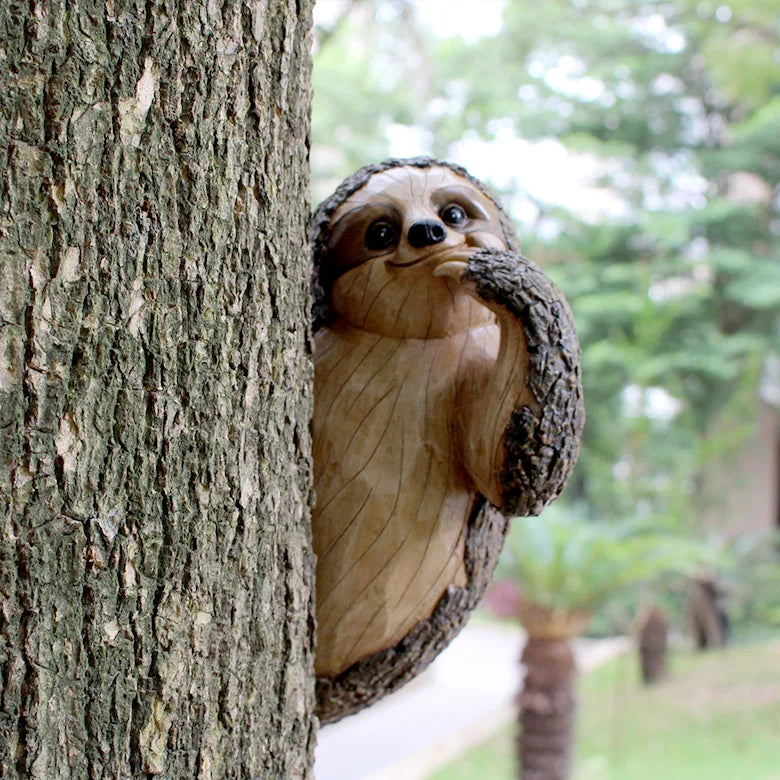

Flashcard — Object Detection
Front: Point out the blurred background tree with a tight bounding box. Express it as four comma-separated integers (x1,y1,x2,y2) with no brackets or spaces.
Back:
495,506,723,777
311,0,780,638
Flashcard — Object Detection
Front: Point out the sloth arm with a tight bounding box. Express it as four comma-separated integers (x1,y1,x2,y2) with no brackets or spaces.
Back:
439,249,584,517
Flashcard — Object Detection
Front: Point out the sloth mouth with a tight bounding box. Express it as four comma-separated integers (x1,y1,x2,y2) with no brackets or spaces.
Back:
386,245,473,269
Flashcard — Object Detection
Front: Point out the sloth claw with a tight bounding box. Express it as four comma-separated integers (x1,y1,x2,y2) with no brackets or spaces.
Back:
432,259,469,280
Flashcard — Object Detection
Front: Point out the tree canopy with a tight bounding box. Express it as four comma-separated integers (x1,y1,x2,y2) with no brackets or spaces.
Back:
312,0,779,531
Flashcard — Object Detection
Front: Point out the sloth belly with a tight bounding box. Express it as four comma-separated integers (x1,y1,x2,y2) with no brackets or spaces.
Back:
312,323,492,677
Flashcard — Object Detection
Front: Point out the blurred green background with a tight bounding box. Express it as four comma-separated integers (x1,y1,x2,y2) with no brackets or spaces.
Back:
310,0,780,641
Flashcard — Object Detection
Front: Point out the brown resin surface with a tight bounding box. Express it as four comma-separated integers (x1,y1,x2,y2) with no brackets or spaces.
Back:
313,166,535,676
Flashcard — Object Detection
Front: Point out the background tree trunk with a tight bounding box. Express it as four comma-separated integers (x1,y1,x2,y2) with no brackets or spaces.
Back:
688,577,729,650
518,637,577,780
637,607,669,685
0,1,315,776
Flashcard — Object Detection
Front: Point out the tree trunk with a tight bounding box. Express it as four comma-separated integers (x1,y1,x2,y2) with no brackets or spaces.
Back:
0,1,315,777
637,607,668,684
518,637,577,780
688,577,728,650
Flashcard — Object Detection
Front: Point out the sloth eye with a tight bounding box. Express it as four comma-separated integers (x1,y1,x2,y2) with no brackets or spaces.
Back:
365,220,398,251
440,203,467,226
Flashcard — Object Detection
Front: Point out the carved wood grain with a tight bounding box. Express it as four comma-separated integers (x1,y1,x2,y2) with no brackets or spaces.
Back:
310,159,584,723
315,500,508,724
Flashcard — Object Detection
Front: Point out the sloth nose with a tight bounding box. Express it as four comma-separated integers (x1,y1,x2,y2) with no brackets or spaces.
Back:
407,220,447,248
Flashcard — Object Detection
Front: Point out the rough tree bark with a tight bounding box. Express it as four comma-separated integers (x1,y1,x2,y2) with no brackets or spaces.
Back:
515,603,590,780
518,638,577,780
0,1,315,777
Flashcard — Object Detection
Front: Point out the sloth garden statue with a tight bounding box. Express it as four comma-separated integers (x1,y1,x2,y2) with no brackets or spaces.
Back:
311,157,584,723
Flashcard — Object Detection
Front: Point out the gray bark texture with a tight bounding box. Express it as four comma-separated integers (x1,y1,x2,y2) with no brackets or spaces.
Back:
0,1,316,777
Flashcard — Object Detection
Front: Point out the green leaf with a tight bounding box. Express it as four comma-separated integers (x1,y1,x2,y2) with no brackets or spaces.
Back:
724,261,780,310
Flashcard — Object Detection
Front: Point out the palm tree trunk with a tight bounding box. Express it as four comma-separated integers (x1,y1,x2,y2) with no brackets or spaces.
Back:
688,577,728,649
638,607,669,684
518,637,577,779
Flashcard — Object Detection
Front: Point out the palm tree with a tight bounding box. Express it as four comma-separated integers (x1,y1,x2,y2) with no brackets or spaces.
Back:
498,506,722,779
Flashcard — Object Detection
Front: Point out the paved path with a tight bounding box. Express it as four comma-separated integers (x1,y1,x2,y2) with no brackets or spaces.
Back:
314,622,630,780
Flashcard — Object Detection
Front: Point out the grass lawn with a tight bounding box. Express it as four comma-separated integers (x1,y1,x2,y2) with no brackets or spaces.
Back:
428,639,780,780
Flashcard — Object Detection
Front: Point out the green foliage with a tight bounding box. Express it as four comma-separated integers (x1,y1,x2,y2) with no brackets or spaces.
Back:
312,0,779,536
497,504,725,613
725,532,780,634
713,97,780,181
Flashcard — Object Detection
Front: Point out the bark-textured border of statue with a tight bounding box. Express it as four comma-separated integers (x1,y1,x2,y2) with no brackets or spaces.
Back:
310,157,585,723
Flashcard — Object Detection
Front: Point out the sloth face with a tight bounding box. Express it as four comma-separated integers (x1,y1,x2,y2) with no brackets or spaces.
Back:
326,166,509,338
